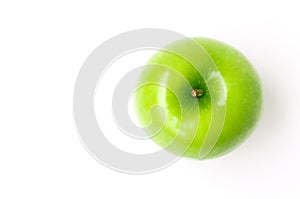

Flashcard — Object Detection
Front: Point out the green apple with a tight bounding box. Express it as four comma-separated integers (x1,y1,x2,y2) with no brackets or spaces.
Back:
134,37,263,159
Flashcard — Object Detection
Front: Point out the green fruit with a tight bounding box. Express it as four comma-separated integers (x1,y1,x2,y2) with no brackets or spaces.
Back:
134,37,263,159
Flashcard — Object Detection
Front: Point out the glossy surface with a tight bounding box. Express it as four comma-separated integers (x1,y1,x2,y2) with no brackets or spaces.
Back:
134,38,263,159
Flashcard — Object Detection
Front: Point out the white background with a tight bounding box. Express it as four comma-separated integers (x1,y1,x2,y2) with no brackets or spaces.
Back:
1,0,299,198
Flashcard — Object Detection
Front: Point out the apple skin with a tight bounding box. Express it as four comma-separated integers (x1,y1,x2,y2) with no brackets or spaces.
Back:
134,37,263,159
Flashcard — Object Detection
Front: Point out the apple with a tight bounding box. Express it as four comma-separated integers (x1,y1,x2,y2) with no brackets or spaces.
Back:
134,37,263,159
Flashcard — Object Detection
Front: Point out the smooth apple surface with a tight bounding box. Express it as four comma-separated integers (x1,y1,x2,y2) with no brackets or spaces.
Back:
134,37,263,159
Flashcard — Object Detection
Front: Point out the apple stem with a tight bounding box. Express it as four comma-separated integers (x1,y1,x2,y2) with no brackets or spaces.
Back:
191,89,204,98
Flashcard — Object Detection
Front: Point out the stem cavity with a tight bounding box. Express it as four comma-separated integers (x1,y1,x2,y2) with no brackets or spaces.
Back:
191,89,204,98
